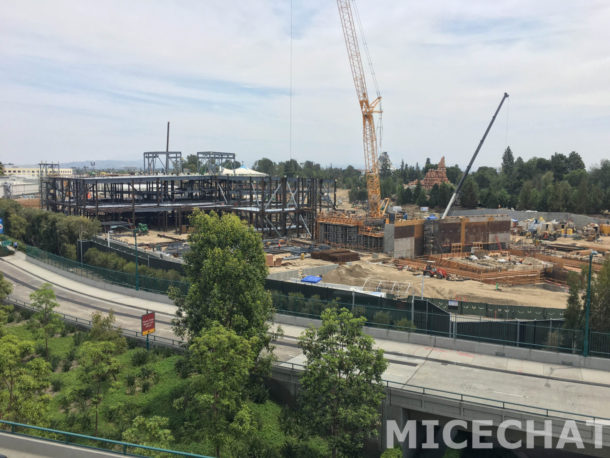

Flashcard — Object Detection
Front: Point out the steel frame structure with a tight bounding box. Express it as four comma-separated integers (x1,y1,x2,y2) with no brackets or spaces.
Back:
196,152,236,174
41,174,336,239
143,152,182,175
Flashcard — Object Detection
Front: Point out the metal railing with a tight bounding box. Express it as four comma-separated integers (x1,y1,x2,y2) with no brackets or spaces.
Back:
272,361,610,424
6,298,609,438
5,297,185,350
0,419,212,457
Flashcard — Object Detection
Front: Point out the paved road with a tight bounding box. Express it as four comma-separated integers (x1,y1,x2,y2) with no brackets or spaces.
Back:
2,252,610,420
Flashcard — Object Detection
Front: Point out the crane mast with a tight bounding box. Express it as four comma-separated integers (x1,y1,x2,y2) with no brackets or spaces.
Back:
337,0,383,218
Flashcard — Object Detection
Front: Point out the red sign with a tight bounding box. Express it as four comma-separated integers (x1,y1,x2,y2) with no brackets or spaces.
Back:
141,312,155,336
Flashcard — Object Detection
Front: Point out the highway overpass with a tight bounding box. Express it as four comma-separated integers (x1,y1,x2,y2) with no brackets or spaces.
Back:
2,252,610,456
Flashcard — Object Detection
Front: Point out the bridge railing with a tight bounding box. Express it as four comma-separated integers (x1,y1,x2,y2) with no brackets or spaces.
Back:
272,361,610,424
0,419,211,457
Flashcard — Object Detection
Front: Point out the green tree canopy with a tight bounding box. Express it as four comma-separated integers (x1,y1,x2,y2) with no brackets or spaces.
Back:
459,177,479,208
0,335,51,423
77,340,121,435
122,416,174,453
28,282,63,357
298,307,388,458
174,322,257,457
171,210,272,345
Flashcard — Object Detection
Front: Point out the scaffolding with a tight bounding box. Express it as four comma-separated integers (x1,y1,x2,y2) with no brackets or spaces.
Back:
41,174,336,239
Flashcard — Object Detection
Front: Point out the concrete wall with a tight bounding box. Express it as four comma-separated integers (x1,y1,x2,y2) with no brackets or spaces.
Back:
267,264,339,281
273,314,610,371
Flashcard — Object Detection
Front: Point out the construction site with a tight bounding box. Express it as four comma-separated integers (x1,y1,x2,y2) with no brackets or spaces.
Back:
17,0,610,314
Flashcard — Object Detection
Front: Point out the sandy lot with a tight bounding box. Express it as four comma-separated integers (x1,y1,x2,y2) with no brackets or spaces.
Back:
322,262,568,308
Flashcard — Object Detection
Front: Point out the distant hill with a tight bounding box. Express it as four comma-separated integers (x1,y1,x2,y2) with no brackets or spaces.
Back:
61,160,142,169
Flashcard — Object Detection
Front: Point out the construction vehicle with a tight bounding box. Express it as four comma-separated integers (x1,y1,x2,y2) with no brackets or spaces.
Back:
336,0,384,219
441,93,509,219
424,264,448,279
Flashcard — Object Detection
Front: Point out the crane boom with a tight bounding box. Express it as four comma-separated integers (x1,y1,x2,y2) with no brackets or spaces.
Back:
441,92,509,219
337,0,383,218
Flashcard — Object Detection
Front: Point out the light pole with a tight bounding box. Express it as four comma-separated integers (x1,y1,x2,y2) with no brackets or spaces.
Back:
583,250,597,357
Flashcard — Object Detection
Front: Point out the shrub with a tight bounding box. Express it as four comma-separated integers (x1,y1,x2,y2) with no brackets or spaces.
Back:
174,357,191,379
127,338,139,349
373,311,392,325
49,355,61,371
62,358,72,372
51,377,63,392
131,349,149,366
72,331,86,347
126,375,136,395
352,305,366,318
140,380,151,393
35,342,47,357
394,318,416,330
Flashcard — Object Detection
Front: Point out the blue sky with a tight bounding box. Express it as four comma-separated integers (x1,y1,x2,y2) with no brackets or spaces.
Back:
1,0,609,169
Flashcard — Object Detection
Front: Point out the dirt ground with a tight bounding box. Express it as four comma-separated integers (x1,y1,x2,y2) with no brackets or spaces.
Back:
321,262,568,309
112,229,188,252
545,235,610,253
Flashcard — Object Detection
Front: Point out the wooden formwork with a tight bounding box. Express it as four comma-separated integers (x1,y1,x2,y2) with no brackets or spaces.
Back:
509,248,603,273
395,258,543,285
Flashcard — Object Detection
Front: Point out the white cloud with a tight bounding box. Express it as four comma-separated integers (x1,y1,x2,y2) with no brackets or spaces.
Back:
0,0,609,169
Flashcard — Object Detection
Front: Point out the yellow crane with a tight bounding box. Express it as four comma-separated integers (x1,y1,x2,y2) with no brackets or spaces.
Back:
336,0,387,219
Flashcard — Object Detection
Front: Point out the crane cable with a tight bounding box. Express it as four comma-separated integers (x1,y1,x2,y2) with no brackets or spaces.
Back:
289,0,294,160
352,0,383,153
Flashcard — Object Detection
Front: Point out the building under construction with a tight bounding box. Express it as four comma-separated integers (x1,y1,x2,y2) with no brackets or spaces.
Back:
41,174,336,238
316,212,511,257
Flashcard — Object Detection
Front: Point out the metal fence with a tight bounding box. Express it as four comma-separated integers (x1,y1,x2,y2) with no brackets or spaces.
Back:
26,245,189,296
0,419,210,457
270,292,610,357
21,243,610,358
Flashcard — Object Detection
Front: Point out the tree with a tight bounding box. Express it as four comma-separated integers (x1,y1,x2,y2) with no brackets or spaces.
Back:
0,272,12,303
29,283,63,357
590,257,610,332
182,154,200,173
0,334,51,423
501,146,515,177
253,157,276,175
518,180,538,210
563,257,610,334
298,308,388,458
459,177,479,208
379,152,392,179
88,310,127,353
123,416,174,454
77,340,121,435
171,210,272,346
174,323,256,457
567,151,585,172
